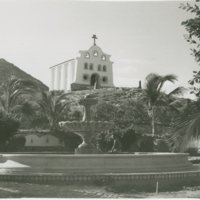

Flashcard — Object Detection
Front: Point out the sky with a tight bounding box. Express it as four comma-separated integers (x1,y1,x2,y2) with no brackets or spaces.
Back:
0,0,198,98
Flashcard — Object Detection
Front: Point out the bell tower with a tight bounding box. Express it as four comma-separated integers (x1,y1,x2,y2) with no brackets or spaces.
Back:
50,35,114,91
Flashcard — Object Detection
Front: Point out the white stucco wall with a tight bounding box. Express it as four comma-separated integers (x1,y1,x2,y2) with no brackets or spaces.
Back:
50,59,76,91
25,134,64,147
75,45,114,87
49,44,114,91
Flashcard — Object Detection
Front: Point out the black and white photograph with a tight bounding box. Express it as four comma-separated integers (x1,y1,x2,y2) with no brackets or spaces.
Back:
0,0,200,198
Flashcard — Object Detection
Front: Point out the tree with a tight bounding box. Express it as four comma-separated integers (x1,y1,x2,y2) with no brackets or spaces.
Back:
0,112,20,151
141,73,184,137
15,100,44,129
0,77,39,147
36,91,71,131
180,1,200,96
93,102,116,121
170,98,200,151
169,1,200,151
0,76,38,115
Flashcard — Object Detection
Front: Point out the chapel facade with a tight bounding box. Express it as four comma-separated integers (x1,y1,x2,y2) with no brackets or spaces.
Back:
50,35,114,91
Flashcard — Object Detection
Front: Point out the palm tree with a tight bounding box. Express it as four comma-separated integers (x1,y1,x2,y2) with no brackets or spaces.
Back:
169,98,200,152
141,73,185,137
0,77,39,148
0,76,38,115
36,91,71,131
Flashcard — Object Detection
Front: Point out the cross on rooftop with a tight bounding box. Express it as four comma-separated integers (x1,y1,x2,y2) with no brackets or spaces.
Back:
92,34,98,46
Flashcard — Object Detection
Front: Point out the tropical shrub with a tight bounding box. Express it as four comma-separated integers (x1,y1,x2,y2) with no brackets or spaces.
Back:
170,1,200,151
55,130,82,152
154,138,170,152
138,136,154,152
0,76,38,115
121,126,140,152
6,135,26,152
0,113,20,151
36,91,71,131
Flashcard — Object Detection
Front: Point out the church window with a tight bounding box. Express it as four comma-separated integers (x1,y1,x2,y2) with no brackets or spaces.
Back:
93,51,98,57
102,76,108,83
89,63,93,70
98,64,101,71
83,74,89,81
102,55,106,61
85,52,90,58
30,139,33,144
103,65,107,72
46,138,49,143
84,63,88,69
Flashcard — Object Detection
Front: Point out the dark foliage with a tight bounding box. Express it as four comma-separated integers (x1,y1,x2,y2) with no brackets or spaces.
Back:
36,91,72,130
185,147,199,156
164,2,200,150
139,136,154,152
154,138,170,152
121,127,140,152
169,99,200,151
6,135,26,152
141,73,184,136
181,1,200,96
0,113,20,151
53,129,82,152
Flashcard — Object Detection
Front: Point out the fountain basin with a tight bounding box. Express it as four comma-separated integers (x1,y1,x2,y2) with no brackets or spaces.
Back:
0,153,200,190
0,153,195,174
60,121,114,134
59,120,115,154
0,155,7,163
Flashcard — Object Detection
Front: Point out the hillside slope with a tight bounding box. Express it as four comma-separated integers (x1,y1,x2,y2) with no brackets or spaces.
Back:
0,59,48,90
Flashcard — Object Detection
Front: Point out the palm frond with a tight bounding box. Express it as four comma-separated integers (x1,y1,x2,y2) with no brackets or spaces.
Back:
167,87,187,97
36,90,72,129
157,74,178,93
0,77,38,115
170,112,200,151
162,74,178,83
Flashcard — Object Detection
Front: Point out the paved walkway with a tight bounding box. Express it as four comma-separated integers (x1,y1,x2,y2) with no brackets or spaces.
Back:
0,182,200,198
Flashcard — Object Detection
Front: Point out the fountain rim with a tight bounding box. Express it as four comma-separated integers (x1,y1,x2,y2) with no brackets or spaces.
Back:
60,120,114,123
2,152,189,158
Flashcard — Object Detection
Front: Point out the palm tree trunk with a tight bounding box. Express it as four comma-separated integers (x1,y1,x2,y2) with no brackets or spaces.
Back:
151,109,155,137
5,88,9,115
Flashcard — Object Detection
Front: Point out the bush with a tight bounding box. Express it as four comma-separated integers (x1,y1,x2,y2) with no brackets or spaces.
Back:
121,128,140,152
154,139,170,152
185,147,199,156
0,113,20,151
6,135,26,151
139,136,154,152
53,130,82,153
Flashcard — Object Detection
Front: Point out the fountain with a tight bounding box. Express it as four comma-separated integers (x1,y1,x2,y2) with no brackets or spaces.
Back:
59,94,114,154
0,92,199,190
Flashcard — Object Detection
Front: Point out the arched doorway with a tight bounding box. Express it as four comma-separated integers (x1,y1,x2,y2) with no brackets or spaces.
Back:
90,73,100,89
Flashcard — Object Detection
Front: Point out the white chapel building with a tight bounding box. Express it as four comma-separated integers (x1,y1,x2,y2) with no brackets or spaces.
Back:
50,35,114,91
